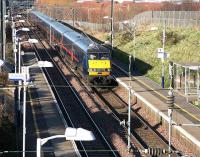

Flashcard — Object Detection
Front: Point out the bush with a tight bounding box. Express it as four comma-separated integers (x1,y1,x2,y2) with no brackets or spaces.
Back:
157,29,185,46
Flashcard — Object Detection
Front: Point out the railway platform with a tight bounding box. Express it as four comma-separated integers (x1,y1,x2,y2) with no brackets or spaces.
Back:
113,59,200,156
22,53,79,157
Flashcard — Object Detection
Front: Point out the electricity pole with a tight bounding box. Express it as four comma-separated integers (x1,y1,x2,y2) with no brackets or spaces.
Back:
127,55,132,151
110,0,114,56
161,20,166,88
1,0,6,60
167,62,174,157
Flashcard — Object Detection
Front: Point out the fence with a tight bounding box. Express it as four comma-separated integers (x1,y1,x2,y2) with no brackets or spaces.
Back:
124,11,200,29
35,4,200,32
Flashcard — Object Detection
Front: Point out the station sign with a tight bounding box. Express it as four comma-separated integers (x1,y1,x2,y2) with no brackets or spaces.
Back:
157,48,169,59
8,73,26,81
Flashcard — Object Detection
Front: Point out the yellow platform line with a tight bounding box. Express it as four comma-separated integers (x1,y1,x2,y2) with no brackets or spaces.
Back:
132,76,200,122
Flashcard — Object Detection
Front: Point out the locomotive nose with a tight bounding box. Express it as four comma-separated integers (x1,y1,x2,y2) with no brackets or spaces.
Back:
88,60,111,76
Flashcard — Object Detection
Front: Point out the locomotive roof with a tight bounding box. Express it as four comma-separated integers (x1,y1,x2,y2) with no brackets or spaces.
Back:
31,11,109,53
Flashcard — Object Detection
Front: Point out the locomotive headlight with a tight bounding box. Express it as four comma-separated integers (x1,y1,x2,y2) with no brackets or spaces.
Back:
105,68,111,72
88,68,97,72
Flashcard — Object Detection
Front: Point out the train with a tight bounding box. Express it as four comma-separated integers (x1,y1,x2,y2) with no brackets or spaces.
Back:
30,11,112,85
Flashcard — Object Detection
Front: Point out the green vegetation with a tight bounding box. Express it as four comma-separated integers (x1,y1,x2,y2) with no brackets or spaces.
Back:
112,27,200,86
0,97,17,157
0,119,17,157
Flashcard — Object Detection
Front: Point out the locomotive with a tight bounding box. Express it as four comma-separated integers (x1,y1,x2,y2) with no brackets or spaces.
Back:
30,11,112,85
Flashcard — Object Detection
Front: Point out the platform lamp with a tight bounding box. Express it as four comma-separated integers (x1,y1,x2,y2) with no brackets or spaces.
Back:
21,60,53,157
37,127,95,157
14,27,30,73
17,38,38,157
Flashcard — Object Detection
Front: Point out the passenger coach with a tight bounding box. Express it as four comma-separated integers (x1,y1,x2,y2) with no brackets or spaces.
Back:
30,11,112,85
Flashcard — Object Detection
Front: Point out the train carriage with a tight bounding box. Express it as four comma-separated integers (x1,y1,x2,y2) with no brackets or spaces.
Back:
30,11,112,85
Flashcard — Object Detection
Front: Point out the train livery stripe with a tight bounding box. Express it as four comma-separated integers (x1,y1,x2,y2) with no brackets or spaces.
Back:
48,29,79,62
61,45,79,62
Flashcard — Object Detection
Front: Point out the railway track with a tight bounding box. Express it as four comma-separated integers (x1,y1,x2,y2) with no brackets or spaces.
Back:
93,87,176,157
59,21,182,157
109,65,182,157
22,22,119,157
21,19,182,157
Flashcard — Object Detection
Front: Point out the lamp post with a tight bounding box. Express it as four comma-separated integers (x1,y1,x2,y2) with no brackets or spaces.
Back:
167,88,174,157
103,16,114,56
162,20,166,88
21,60,53,157
18,38,38,74
1,0,6,60
110,0,114,54
103,0,114,56
11,16,26,73
12,19,25,43
8,60,53,157
37,127,95,157
18,38,38,120
127,55,132,151
18,39,38,157
122,21,136,70
14,27,30,73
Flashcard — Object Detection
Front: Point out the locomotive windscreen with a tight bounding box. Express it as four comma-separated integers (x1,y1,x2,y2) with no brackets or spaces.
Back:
88,52,110,60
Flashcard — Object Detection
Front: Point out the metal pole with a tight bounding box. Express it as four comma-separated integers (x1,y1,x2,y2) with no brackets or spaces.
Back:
111,0,114,56
169,61,174,89
176,64,178,90
18,42,21,73
127,55,132,151
185,67,187,95
167,88,174,157
133,25,136,70
49,25,51,45
18,42,21,115
162,59,165,88
197,67,200,102
2,0,6,60
188,68,191,94
161,20,166,88
12,23,18,74
37,138,41,157
1,0,3,60
72,8,75,27
12,17,14,42
168,108,172,157
27,0,29,21
23,78,27,157
162,20,166,52
14,44,17,73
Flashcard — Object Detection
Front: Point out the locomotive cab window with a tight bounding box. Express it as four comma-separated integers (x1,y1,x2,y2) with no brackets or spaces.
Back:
99,53,110,60
88,53,110,60
89,54,98,60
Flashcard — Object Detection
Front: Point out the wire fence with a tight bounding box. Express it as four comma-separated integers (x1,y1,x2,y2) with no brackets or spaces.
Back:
129,11,200,28
34,2,200,32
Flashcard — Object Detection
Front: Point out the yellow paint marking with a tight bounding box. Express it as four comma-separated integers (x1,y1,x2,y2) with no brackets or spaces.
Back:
27,88,40,137
131,76,200,122
88,60,111,69
89,72,110,76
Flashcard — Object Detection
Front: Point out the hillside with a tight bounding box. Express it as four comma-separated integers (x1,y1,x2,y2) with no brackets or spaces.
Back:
95,27,200,86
